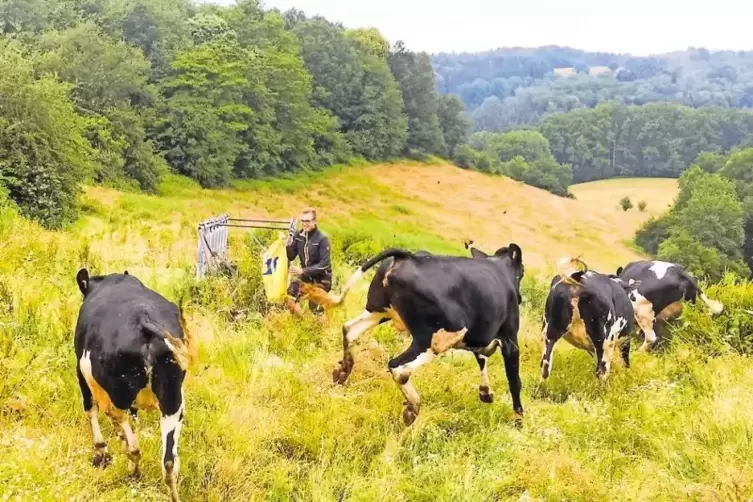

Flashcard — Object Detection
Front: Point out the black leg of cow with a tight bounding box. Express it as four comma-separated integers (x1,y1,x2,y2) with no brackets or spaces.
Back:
594,341,607,378
474,353,494,403
388,340,434,426
499,334,524,422
77,359,111,468
153,364,185,502
333,310,384,385
539,322,560,380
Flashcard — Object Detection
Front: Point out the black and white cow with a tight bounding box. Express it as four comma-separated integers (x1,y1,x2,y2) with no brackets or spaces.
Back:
305,244,525,426
616,259,723,351
74,269,195,502
540,257,635,380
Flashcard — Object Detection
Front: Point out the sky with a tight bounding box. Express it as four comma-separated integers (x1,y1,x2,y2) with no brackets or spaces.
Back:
239,0,753,55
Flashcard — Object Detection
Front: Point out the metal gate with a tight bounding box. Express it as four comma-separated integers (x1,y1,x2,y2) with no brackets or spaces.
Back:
196,214,295,279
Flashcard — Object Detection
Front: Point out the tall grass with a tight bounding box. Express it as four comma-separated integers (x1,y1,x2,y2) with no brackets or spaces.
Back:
1,171,752,501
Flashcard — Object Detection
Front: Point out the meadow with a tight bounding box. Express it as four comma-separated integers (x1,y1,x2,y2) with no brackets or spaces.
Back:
3,161,753,501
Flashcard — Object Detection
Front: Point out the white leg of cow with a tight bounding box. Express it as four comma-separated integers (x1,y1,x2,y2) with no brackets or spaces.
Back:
388,342,435,426
333,310,385,385
160,394,184,502
474,354,493,403
87,405,112,467
631,292,657,351
600,316,628,379
119,413,141,475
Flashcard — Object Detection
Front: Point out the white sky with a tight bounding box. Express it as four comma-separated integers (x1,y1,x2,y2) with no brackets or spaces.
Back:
239,0,753,55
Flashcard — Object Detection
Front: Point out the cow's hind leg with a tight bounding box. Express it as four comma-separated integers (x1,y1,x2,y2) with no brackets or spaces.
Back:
620,334,631,369
388,339,434,426
498,325,524,421
333,310,386,384
631,293,657,351
474,353,494,403
154,363,186,502
77,356,111,468
539,321,561,380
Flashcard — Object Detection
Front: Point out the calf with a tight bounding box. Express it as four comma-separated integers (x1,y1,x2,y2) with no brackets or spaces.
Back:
306,244,525,426
616,260,723,350
540,257,635,380
74,269,195,502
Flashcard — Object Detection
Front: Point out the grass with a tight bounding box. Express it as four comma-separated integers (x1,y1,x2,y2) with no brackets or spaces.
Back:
3,164,753,501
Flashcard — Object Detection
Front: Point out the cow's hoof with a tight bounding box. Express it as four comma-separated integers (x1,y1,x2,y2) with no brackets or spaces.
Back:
479,387,494,403
513,411,524,429
402,404,419,426
92,451,112,468
332,365,350,385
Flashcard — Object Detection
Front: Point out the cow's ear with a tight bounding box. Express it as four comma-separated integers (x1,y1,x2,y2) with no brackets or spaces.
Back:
470,247,488,259
616,266,624,276
124,270,129,275
76,268,90,296
509,243,522,265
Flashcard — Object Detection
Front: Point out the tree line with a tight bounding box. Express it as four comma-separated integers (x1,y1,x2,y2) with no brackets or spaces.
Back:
0,0,470,228
432,46,753,131
636,147,753,281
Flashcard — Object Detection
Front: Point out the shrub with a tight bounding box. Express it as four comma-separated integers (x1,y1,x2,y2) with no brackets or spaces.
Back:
638,200,647,211
620,196,633,211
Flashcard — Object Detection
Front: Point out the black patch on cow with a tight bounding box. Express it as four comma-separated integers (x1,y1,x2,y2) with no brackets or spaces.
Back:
164,430,175,464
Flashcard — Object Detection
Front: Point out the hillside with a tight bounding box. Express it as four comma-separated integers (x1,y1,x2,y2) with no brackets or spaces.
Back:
432,45,753,131
17,164,753,502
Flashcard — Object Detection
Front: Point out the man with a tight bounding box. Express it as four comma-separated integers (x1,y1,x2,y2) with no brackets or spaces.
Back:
285,207,333,318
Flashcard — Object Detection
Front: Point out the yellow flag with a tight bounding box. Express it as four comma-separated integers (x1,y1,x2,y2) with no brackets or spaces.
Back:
261,233,289,302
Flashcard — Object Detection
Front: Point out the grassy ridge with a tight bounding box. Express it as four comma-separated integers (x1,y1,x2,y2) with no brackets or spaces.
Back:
4,163,753,501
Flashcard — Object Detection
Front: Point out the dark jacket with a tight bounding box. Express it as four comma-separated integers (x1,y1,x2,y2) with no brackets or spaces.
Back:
286,226,332,283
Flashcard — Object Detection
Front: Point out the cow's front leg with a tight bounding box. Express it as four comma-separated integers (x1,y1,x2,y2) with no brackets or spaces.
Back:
388,340,434,426
631,292,657,351
474,353,494,403
539,321,560,380
113,408,142,476
333,310,385,385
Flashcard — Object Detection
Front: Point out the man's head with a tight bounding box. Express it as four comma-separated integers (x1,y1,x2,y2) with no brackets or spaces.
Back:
301,207,317,233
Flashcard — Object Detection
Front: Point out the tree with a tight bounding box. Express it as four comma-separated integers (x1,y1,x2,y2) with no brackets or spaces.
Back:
437,95,471,156
389,42,446,156
0,42,93,228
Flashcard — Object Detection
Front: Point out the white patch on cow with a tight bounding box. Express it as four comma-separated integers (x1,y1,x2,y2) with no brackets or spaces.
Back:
563,298,594,353
628,279,636,286
478,355,490,389
629,291,657,351
390,350,435,383
161,392,184,501
80,351,106,446
540,321,556,378
344,310,384,343
650,261,674,280
601,316,628,377
700,293,724,315
120,416,141,473
389,349,435,414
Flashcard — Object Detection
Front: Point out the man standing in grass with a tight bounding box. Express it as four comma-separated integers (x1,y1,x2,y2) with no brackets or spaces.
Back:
285,207,332,321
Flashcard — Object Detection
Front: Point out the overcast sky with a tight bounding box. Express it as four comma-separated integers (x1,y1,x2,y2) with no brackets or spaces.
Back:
241,0,752,55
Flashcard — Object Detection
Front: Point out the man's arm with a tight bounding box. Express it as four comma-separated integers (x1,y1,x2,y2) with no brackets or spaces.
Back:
286,229,300,262
301,235,331,281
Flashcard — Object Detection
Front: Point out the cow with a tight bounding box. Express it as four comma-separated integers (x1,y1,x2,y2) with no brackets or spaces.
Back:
540,257,636,380
74,268,195,502
615,260,724,351
303,244,525,426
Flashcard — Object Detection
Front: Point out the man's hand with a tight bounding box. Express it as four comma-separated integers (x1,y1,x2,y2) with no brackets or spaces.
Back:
289,266,302,276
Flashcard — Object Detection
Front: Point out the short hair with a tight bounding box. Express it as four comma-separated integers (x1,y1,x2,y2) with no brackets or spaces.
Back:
301,207,317,220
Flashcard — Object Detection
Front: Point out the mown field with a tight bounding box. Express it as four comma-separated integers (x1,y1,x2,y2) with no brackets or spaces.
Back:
3,162,753,501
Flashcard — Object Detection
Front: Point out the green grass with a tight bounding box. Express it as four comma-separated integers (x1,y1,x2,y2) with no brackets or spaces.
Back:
1,167,752,501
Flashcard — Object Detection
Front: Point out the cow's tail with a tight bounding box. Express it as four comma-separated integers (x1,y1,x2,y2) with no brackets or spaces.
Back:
556,256,589,287
699,291,724,315
302,249,415,309
142,303,196,372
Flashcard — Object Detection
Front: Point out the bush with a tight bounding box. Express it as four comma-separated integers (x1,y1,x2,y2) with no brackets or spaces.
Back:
620,196,633,211
638,200,647,211
0,43,93,229
452,144,474,169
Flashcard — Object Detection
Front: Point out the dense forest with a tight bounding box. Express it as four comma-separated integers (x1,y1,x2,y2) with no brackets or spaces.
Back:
0,0,470,228
432,46,753,132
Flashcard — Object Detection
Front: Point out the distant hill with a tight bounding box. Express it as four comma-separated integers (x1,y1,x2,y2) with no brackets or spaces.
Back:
431,45,753,131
